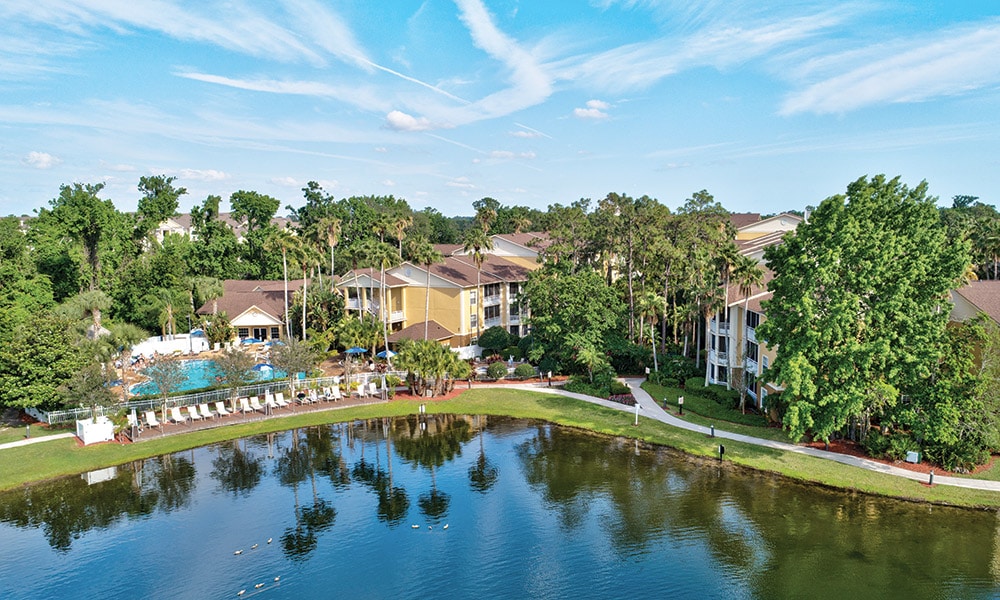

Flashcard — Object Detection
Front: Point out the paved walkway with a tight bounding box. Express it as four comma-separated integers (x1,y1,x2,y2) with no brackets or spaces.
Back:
0,431,76,450
503,378,1000,493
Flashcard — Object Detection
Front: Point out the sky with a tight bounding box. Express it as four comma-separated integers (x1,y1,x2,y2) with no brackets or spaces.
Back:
2,1,1000,218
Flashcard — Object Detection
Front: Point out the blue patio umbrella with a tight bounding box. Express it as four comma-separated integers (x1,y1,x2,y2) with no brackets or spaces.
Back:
242,337,262,344
252,363,274,371
265,340,285,346
376,349,396,359
345,346,367,354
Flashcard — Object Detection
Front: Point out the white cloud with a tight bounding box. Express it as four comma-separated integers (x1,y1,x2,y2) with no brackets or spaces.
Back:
586,99,610,110
382,179,396,186
177,168,230,182
374,146,388,153
510,130,542,138
489,150,537,159
573,107,609,119
270,176,301,187
446,176,476,189
781,22,1000,115
22,151,60,168
385,110,434,131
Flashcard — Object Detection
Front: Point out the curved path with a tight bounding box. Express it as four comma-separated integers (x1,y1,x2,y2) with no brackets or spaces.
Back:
503,378,1000,493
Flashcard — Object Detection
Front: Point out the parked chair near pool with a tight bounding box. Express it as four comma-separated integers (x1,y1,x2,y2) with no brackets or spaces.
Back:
187,405,203,422
368,381,379,398
144,410,161,430
264,395,279,414
238,397,252,414
215,401,232,417
275,392,290,408
330,386,342,402
249,396,266,413
199,403,216,420
169,406,189,425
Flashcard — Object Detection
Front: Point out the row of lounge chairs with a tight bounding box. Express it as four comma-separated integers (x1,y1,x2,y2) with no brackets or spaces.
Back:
138,384,381,431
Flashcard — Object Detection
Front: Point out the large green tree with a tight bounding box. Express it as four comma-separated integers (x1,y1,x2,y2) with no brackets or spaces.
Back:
0,312,86,409
758,175,970,443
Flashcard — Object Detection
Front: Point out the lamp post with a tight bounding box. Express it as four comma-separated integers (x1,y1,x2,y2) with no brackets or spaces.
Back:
187,314,193,354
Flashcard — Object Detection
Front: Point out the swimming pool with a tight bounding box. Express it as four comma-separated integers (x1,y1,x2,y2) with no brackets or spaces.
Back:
130,359,286,396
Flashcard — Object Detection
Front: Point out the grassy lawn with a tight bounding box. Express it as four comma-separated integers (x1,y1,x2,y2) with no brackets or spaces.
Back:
0,423,70,445
2,388,999,508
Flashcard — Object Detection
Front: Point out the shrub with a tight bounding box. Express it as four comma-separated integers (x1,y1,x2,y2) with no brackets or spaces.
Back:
647,371,679,388
538,356,560,377
606,336,652,374
478,326,511,355
513,363,536,378
384,374,401,398
564,377,606,399
684,376,707,391
609,380,630,396
501,346,522,361
663,355,700,381
486,361,509,380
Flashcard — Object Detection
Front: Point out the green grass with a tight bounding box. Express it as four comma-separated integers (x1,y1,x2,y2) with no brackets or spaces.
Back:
2,389,999,508
0,423,70,445
643,382,770,425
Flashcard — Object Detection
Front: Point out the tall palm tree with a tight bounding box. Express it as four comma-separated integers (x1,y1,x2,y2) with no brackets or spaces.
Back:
317,215,342,289
392,215,412,258
462,226,492,343
409,236,444,340
732,254,764,411
294,243,320,341
266,229,301,337
370,241,400,361
190,276,224,315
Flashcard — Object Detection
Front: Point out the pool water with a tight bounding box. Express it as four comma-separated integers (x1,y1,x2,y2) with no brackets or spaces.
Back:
130,359,285,396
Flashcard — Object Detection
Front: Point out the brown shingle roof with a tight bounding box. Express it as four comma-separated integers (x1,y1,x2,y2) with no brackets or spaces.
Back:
387,320,454,343
954,280,1000,323
730,213,761,230
494,231,552,251
196,279,304,319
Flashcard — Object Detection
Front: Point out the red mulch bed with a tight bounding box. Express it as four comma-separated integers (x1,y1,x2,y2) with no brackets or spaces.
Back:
803,438,997,476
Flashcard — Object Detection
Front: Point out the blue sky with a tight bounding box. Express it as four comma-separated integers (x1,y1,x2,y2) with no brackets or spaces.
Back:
2,1,999,218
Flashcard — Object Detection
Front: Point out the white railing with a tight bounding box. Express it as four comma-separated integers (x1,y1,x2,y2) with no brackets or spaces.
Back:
484,317,502,328
508,314,521,325
710,319,730,335
346,298,362,309
483,294,501,306
390,310,404,322
747,327,757,343
709,350,728,364
744,358,758,374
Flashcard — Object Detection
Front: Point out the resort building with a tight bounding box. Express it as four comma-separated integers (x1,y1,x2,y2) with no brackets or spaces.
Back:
195,279,304,342
951,280,1000,326
153,213,292,244
336,233,547,351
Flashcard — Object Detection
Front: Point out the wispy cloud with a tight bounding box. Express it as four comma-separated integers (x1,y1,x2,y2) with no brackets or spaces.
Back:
446,176,477,189
385,110,436,132
175,168,229,182
22,151,60,168
781,21,1000,115
574,99,611,119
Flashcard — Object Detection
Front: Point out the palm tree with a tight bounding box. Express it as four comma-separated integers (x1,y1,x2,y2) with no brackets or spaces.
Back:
292,243,320,341
392,214,412,258
142,287,188,339
462,226,492,343
266,229,301,337
408,236,444,340
317,215,342,289
732,255,764,412
190,276,224,315
370,241,400,361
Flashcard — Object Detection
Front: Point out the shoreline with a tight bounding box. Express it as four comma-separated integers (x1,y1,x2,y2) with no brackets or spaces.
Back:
2,383,999,509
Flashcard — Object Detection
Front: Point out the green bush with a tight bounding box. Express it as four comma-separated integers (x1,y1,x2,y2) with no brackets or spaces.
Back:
479,326,511,355
564,377,606,399
684,376,707,391
384,374,401,398
538,355,560,377
609,380,630,396
513,363,536,378
501,346,522,361
606,335,652,374
647,371,679,387
486,361,509,380
662,354,700,381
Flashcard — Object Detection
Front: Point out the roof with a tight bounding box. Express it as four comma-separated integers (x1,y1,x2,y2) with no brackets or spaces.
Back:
736,230,788,257
726,268,775,308
493,231,552,252
953,280,1000,323
730,213,761,229
433,243,463,256
196,279,304,319
169,212,292,238
338,267,408,288
454,254,532,282
387,320,455,343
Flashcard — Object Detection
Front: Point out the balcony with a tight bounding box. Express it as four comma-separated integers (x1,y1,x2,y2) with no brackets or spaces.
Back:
346,298,362,310
747,327,757,343
710,319,730,335
483,294,501,307
709,350,728,364
744,357,758,375
508,314,521,325
390,310,404,323
484,316,502,328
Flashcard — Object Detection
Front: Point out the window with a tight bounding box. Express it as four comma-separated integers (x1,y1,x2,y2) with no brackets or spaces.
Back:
237,328,249,339
509,301,520,316
762,355,769,369
746,311,760,330
484,305,501,320
713,335,727,353
509,325,520,337
484,283,501,298
509,282,519,297
470,290,477,305
470,314,478,329
745,341,759,362
714,364,728,383
271,327,280,339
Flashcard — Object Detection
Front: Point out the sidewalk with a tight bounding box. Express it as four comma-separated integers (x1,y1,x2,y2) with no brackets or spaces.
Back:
501,378,1000,493
0,432,76,451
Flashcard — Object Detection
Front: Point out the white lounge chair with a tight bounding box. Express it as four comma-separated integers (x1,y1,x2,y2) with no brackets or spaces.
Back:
215,401,232,417
330,386,342,401
187,406,203,421
199,403,216,420
264,392,276,405
264,396,279,413
144,410,161,429
368,381,379,397
249,396,266,413
169,406,188,424
275,392,289,408
238,397,252,414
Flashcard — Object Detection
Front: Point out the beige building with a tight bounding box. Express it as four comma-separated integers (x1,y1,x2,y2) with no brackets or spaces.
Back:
951,280,1000,325
337,233,546,349
196,279,304,342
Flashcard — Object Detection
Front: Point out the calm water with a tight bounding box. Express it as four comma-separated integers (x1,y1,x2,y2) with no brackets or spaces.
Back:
1,416,998,599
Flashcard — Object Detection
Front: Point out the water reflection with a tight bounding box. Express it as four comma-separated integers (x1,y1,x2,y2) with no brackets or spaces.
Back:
0,416,997,600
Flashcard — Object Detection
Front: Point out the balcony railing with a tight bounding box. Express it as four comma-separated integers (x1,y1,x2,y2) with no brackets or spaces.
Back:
709,350,728,364
747,327,757,343
483,294,501,306
508,314,521,325
390,310,404,322
744,357,758,374
346,298,361,309
484,316,502,328
710,319,730,335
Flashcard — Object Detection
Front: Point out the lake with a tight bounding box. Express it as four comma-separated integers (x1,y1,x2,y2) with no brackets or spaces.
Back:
0,415,997,599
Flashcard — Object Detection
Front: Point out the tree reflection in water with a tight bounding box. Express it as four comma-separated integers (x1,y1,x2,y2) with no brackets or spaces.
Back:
211,439,263,496
393,414,475,524
468,415,498,494
275,427,339,561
